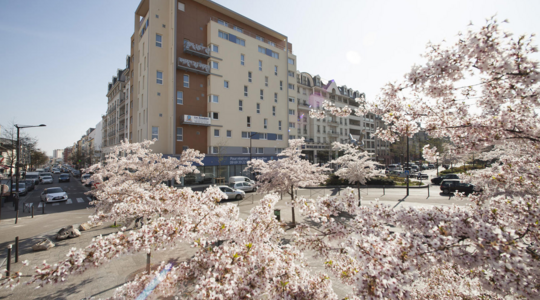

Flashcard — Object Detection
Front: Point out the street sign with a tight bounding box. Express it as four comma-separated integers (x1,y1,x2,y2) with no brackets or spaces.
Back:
404,170,410,175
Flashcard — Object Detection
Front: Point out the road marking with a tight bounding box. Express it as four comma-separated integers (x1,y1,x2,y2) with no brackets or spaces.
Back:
76,198,84,203
38,202,43,208
87,197,92,201
66,199,72,204
53,203,59,206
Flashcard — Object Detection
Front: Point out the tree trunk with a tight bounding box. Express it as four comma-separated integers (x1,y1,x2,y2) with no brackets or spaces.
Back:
291,185,296,227
357,184,361,206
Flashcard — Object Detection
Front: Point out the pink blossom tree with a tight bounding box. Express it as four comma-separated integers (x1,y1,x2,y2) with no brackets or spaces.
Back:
247,138,329,226
329,141,380,205
305,17,540,298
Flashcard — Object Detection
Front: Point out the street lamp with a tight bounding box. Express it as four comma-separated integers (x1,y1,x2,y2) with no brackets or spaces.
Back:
14,124,46,211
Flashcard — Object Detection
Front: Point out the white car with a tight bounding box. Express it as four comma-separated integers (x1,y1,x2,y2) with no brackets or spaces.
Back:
41,176,53,184
53,169,61,174
229,182,257,193
218,185,245,200
41,187,68,202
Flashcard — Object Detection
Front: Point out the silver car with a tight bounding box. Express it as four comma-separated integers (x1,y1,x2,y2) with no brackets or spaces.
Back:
41,187,68,202
41,176,53,184
218,185,245,200
229,182,257,193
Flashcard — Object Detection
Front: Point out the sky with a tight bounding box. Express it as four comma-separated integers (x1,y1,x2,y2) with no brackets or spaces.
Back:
1,0,539,156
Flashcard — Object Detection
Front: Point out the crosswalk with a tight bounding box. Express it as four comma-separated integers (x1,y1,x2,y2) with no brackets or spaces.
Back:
37,197,92,208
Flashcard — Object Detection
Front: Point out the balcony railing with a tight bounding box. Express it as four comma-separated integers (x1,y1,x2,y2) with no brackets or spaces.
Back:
328,131,339,137
183,40,210,59
108,130,116,137
177,57,210,75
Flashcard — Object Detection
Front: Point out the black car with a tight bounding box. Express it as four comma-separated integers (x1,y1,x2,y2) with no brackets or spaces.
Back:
441,180,479,195
431,174,459,185
59,173,71,182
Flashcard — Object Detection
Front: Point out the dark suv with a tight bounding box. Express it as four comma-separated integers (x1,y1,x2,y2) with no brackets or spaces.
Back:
440,180,479,195
59,173,70,182
431,174,459,185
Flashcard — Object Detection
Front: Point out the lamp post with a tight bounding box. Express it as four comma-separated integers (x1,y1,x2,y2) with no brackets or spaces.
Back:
14,124,46,211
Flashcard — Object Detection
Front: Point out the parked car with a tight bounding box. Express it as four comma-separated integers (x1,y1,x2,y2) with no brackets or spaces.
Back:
41,176,53,184
11,182,28,196
58,173,71,182
81,174,92,186
71,170,81,178
440,180,479,195
24,179,35,191
218,185,245,200
229,181,257,193
40,187,68,203
416,173,429,180
431,174,459,185
428,164,435,169
39,172,53,181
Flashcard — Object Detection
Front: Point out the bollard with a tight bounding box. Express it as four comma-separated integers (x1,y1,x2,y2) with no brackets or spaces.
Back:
42,201,45,214
146,252,151,274
32,205,34,218
383,187,386,195
274,209,281,222
251,194,254,204
15,237,19,263
310,189,311,198
338,188,341,196
6,245,11,277
428,185,430,198
15,210,18,224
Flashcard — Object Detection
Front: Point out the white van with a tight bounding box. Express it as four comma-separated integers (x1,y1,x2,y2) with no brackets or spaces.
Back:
229,176,255,185
25,172,40,185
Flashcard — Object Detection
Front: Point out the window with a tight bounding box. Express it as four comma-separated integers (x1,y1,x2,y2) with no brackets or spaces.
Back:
156,71,163,84
277,134,283,141
209,95,219,103
217,19,228,26
214,129,220,137
288,71,294,77
234,26,243,33
209,112,219,120
238,100,243,111
218,30,245,46
259,60,262,71
247,116,251,128
156,34,162,47
256,103,260,114
317,137,321,143
288,84,294,90
227,130,232,138
152,127,159,140
176,127,183,141
280,81,283,90
289,122,295,128
260,89,264,100
211,44,219,52
178,2,185,11
317,125,320,133
288,58,294,65
258,46,279,59
256,147,264,154
268,40,275,47
183,75,189,87
289,97,295,103
265,76,268,87
248,72,252,82
258,46,265,54
224,80,229,88
323,126,326,133
242,147,250,154
241,54,245,65
256,35,263,41
209,147,218,154
274,93,278,103
177,91,183,105
274,66,278,76
211,61,219,69
278,121,282,130
290,135,296,139
244,86,248,96
264,119,267,129
242,131,249,139
289,109,295,115
272,106,276,116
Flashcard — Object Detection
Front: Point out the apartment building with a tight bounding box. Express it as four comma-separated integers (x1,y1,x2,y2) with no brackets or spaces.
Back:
291,72,391,165
128,0,295,184
101,56,132,157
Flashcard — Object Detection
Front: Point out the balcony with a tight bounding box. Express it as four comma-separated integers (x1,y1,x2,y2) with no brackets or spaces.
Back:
177,57,210,75
108,130,116,137
328,119,338,125
183,40,210,59
118,126,125,133
328,131,339,137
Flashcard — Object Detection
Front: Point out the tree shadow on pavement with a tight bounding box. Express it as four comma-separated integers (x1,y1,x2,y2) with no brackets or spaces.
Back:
392,195,408,209
32,278,94,300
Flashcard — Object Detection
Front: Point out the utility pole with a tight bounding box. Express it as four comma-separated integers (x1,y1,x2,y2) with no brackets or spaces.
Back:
406,128,410,196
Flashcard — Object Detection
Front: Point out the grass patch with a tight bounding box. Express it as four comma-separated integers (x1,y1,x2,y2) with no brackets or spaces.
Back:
110,223,122,228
